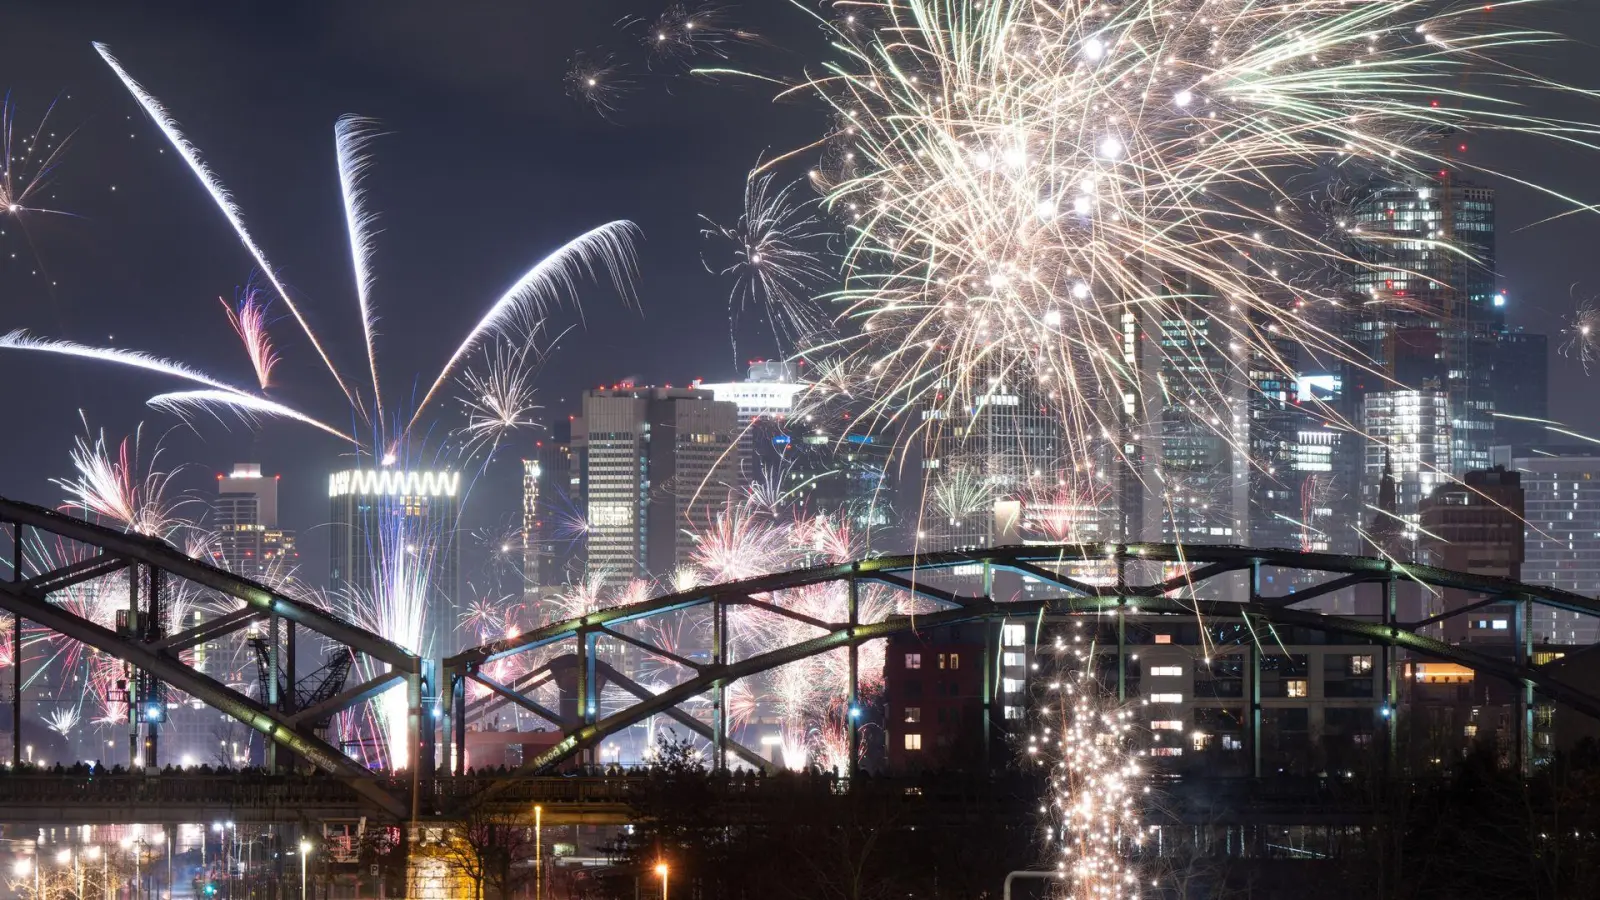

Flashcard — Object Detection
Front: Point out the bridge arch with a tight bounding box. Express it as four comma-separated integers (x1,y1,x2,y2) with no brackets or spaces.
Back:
445,543,1600,778
0,498,422,818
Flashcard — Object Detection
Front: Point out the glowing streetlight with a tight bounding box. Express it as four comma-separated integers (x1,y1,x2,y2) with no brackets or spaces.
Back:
299,839,312,900
655,862,669,900
534,805,544,900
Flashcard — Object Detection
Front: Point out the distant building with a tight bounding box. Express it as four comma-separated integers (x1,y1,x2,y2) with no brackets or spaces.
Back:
213,463,295,582
1418,466,1525,644
328,467,461,656
575,387,740,590
1362,389,1451,542
1493,447,1600,644
698,361,809,481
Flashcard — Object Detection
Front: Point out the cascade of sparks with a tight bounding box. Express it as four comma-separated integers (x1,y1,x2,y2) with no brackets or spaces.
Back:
703,0,1600,543
1033,668,1152,898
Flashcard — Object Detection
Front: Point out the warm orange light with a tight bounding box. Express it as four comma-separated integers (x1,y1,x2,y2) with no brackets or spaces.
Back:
655,863,669,877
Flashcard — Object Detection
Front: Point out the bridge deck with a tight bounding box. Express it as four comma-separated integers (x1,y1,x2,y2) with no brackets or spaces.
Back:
0,772,1393,828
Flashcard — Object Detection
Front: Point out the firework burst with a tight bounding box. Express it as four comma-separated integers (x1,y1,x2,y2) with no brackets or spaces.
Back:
565,50,635,121
218,287,279,390
1561,297,1600,374
701,169,834,353
0,91,74,224
701,0,1600,551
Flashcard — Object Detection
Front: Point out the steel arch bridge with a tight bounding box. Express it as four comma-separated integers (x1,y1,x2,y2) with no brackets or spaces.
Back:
0,498,425,819
9,496,1600,820
445,541,1600,781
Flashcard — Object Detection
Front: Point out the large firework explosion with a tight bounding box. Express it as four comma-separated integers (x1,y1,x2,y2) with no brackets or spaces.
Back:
690,0,1600,552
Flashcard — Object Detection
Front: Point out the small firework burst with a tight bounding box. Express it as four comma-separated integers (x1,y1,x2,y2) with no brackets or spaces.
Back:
1561,298,1600,374
639,2,750,65
219,286,279,390
455,337,546,460
565,50,634,121
701,170,834,353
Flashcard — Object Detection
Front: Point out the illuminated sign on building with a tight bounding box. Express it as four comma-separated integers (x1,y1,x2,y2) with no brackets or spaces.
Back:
327,469,460,498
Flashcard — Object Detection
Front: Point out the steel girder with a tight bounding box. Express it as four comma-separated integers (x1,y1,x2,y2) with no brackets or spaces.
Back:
0,497,418,818
447,543,1600,778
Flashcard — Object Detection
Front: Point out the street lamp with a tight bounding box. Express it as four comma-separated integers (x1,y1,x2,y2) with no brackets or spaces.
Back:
299,839,312,900
534,805,543,900
655,862,669,900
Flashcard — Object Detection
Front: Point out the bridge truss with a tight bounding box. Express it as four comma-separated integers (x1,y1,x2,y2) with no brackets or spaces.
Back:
0,498,422,818
7,496,1600,820
446,543,1600,781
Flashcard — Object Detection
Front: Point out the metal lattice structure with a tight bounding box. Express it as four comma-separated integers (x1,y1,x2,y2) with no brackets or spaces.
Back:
0,498,422,818
445,543,1600,780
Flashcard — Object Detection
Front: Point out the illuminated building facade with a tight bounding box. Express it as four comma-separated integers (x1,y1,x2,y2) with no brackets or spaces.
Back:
1361,389,1451,542
923,360,1062,549
698,361,808,482
328,467,462,656
1492,448,1600,644
575,387,740,591
213,463,296,583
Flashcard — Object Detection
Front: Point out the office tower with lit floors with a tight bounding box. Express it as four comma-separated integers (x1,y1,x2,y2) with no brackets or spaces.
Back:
328,467,462,657
213,463,296,582
575,386,740,592
1493,447,1600,644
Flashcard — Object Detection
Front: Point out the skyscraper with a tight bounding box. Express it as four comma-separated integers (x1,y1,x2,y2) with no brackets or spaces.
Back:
1360,389,1451,543
698,361,809,482
922,360,1062,549
575,387,740,590
1492,447,1600,644
328,467,461,656
213,463,296,582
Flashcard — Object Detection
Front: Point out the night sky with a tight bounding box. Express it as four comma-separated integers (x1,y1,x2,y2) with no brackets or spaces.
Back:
3,2,1600,582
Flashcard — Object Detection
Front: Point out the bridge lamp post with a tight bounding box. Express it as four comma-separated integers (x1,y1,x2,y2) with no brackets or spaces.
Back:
534,805,543,900
299,839,312,900
655,862,668,900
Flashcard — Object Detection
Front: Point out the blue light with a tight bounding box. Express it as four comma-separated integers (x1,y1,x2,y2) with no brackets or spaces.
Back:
845,434,875,445
146,703,164,722
849,706,862,719
772,434,792,447
1380,705,1392,719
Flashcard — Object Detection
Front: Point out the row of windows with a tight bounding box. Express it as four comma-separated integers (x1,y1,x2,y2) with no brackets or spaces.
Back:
904,652,962,670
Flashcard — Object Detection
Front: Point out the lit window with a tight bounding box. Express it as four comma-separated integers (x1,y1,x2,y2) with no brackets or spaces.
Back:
1151,720,1184,731
904,707,921,724
1154,634,1172,645
1150,747,1184,757
949,653,960,670
1222,736,1243,751
1003,706,1023,720
1350,655,1373,675
1002,624,1026,647
938,653,948,669
1148,666,1183,677
1491,619,1509,630
904,733,922,751
1148,693,1184,704
1191,732,1213,751
1003,652,1025,666
1001,678,1025,694
1286,680,1308,698
905,653,922,670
